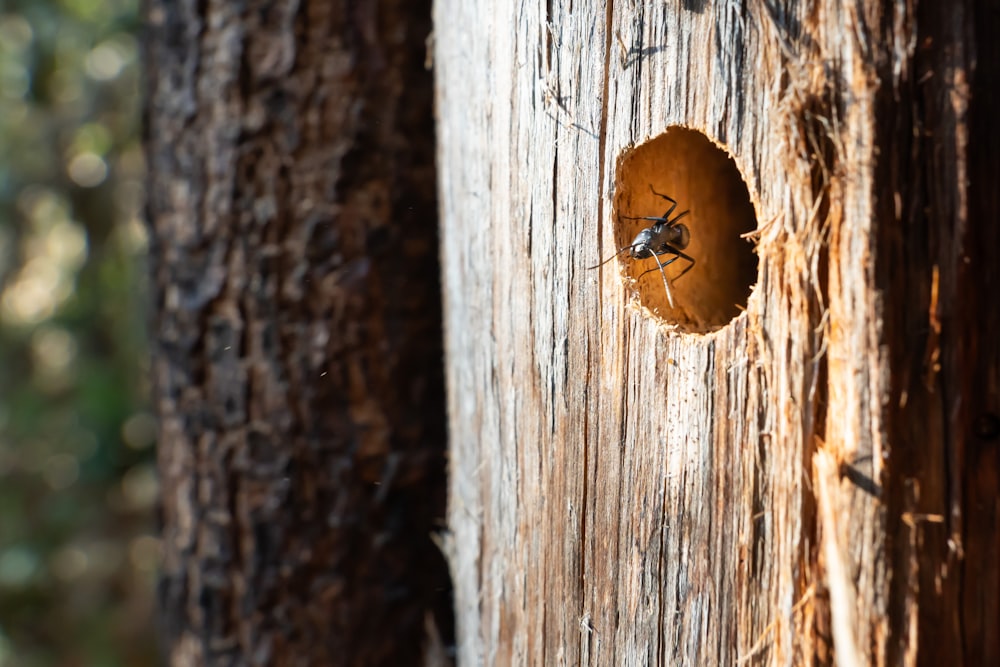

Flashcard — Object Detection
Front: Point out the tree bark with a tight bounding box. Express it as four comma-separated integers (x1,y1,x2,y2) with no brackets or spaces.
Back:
145,1,451,665
434,1,998,665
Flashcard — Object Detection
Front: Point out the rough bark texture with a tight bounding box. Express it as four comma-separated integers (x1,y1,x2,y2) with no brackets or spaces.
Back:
145,1,451,665
434,0,997,665
881,2,1000,664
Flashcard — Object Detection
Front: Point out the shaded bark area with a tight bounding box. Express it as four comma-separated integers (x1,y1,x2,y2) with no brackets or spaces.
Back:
144,1,451,665
880,1,1000,664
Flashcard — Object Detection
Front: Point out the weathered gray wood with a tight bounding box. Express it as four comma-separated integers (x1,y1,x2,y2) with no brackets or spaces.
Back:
434,0,998,664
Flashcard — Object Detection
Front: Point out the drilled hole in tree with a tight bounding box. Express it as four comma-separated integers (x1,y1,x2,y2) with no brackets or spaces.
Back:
612,127,758,331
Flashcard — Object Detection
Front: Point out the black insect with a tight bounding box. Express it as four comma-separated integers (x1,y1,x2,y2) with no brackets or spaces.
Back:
590,185,696,308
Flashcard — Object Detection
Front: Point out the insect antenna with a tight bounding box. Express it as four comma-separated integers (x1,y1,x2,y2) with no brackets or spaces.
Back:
587,245,635,270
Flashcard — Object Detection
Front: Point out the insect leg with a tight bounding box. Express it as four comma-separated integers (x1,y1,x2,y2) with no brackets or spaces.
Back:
647,185,678,219
635,246,695,283
636,254,679,281
666,210,690,227
666,247,696,281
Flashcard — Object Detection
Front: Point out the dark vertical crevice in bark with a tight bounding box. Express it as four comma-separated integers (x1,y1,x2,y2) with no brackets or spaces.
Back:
146,1,452,664
875,1,920,663
957,2,1000,664
880,1,999,664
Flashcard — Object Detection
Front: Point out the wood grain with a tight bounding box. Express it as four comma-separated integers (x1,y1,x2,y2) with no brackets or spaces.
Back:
434,1,998,664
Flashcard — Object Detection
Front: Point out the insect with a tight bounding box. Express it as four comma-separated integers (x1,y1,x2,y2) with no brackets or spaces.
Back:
590,185,696,308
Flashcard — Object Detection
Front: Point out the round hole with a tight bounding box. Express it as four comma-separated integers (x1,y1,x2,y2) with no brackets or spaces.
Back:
612,127,758,331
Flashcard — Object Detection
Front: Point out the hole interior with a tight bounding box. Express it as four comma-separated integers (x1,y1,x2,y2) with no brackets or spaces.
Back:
613,126,758,331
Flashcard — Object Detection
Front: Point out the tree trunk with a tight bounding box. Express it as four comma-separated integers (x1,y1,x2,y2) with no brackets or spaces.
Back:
145,1,451,665
434,1,998,665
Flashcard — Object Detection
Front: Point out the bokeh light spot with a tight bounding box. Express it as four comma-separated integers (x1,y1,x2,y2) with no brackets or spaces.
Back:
0,61,30,100
121,463,158,510
84,36,134,80
128,535,161,573
31,326,78,390
1,259,62,324
67,152,108,187
0,15,33,52
0,547,39,587
51,546,89,581
43,453,80,490
121,411,156,450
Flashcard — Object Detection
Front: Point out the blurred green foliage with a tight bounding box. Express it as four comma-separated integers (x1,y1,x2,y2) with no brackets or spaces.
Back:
0,0,156,664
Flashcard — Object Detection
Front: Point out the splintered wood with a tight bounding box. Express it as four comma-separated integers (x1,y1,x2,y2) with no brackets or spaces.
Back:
435,0,995,664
